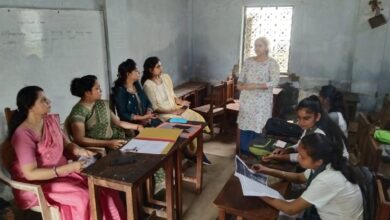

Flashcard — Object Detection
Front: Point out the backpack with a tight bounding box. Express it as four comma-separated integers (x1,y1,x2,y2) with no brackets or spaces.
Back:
263,118,303,139
352,166,376,220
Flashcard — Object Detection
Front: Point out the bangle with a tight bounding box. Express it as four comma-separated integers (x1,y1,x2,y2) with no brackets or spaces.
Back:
53,166,59,177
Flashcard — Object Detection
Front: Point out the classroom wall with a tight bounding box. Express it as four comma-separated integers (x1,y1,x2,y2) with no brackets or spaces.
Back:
104,0,191,86
0,0,191,200
190,0,390,111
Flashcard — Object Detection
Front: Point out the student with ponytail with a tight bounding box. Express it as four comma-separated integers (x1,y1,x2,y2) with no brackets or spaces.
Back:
264,95,349,162
319,85,348,136
6,86,125,220
252,133,363,220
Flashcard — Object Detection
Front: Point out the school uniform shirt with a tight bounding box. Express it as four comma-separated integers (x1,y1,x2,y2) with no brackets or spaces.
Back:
329,112,348,137
289,128,325,162
290,128,349,162
301,165,363,220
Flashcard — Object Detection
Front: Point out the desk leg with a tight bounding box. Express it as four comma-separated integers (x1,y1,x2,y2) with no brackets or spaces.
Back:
196,134,204,194
218,209,226,220
88,177,102,220
165,157,174,220
124,185,138,220
175,150,183,219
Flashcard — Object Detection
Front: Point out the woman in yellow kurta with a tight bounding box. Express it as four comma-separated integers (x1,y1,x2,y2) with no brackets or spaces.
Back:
142,57,211,164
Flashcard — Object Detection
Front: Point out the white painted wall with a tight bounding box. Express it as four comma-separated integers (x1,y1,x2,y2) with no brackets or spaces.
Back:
191,0,390,110
104,0,190,85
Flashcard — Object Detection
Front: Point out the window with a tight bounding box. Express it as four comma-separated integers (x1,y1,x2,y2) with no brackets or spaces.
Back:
242,6,293,73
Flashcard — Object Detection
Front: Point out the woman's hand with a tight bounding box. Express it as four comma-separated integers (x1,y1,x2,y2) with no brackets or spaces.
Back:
65,161,86,174
173,108,186,115
108,139,127,149
181,100,191,107
75,147,96,157
273,148,287,155
252,164,271,173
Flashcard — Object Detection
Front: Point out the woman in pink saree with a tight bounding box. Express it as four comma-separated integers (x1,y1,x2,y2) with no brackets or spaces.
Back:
7,86,125,220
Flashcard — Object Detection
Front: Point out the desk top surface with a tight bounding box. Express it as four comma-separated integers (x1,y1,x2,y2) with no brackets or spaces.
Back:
82,121,205,186
214,175,289,220
82,138,186,186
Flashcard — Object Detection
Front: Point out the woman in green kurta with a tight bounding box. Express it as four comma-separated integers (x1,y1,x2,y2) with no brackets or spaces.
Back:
67,75,142,151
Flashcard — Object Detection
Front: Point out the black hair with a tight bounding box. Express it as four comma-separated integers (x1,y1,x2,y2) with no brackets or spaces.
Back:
114,59,137,88
319,85,347,120
301,133,356,183
8,86,43,139
141,56,160,85
70,75,97,97
296,95,348,154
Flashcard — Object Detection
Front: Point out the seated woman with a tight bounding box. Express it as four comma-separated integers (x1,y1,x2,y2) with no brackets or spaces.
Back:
7,86,125,220
265,95,349,162
142,57,211,164
68,75,142,150
319,85,348,137
252,133,363,220
113,59,161,127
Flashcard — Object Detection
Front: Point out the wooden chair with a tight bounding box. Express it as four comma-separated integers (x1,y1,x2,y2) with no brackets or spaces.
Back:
377,176,390,220
193,82,227,138
380,94,390,129
225,78,235,103
354,112,382,173
354,113,375,164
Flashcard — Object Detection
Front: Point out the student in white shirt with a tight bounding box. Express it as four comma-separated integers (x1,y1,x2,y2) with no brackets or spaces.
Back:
264,95,349,162
252,133,363,220
319,85,348,137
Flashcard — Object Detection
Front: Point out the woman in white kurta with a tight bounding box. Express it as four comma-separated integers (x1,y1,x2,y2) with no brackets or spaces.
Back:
237,37,280,155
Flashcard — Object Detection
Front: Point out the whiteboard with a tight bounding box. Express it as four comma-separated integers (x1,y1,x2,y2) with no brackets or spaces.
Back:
0,8,109,140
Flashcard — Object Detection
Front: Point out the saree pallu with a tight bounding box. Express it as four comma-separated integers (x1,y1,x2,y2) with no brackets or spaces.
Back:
11,114,125,220
69,100,126,140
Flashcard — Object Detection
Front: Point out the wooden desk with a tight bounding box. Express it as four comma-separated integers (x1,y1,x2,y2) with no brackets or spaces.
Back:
214,175,289,220
83,145,183,220
175,122,205,218
174,82,208,107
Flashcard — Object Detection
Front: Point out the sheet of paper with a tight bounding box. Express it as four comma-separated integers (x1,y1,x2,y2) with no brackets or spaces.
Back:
235,173,283,199
234,155,283,199
78,156,97,168
275,140,287,148
235,156,268,185
120,139,170,154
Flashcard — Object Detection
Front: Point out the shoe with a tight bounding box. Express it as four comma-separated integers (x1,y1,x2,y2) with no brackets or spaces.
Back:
202,154,212,165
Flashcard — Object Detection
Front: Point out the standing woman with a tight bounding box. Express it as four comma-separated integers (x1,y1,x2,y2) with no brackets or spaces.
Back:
5,86,125,220
237,37,280,155
113,59,161,127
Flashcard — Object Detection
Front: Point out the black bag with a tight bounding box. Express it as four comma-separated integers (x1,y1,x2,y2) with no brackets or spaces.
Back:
263,117,303,139
352,166,376,220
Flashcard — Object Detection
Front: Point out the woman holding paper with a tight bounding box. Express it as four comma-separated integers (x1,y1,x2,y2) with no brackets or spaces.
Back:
236,37,280,155
5,86,125,220
252,133,363,220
